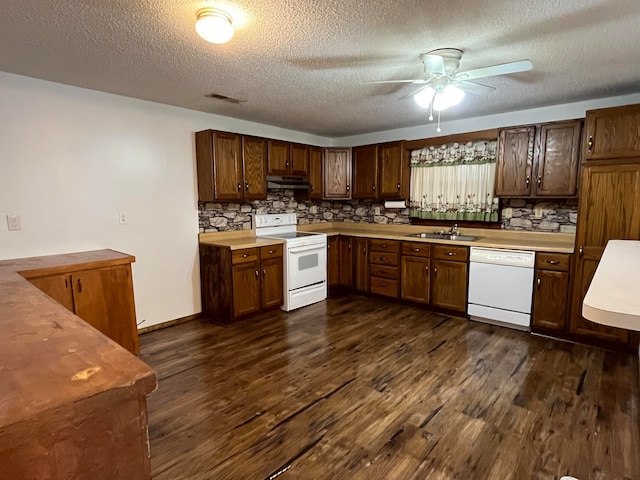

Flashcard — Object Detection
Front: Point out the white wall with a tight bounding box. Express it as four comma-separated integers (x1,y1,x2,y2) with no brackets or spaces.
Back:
0,72,330,328
335,93,640,146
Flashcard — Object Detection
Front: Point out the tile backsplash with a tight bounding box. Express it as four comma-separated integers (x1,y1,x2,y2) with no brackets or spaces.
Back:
199,192,578,234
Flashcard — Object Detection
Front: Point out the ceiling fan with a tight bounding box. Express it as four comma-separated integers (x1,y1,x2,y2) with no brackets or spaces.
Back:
364,48,533,131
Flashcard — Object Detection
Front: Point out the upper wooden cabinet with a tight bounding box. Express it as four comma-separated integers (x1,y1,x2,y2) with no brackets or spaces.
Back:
352,144,379,199
583,103,640,161
196,130,267,202
378,141,408,199
242,136,268,200
323,148,352,199
309,146,323,200
267,140,310,176
495,120,582,198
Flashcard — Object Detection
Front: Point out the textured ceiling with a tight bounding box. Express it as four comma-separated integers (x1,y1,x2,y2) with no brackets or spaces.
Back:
1,0,639,137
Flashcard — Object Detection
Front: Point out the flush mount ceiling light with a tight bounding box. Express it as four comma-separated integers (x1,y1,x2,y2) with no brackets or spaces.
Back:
195,8,234,44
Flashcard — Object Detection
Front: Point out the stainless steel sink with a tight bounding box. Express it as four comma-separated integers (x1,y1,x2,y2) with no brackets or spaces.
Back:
406,232,478,242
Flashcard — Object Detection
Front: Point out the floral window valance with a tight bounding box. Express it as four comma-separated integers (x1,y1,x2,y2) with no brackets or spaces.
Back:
409,139,499,222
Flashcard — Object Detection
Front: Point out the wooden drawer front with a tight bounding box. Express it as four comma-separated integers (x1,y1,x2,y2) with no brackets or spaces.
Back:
260,244,283,259
232,248,259,265
402,242,431,258
370,239,400,253
369,252,399,266
433,245,468,262
370,277,398,298
536,252,571,272
370,265,398,279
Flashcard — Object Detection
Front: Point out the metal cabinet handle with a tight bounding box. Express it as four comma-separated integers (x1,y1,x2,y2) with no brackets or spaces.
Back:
447,252,456,256
372,185,376,191
537,278,541,289
286,161,290,167
425,265,429,274
363,248,367,253
379,282,387,287
348,243,351,249
579,246,583,258
255,270,259,278
412,248,420,252
243,253,248,258
346,184,350,191
537,176,541,187
380,257,387,261
545,260,560,265
268,249,275,254
245,181,249,191
397,183,401,190
237,182,241,191
262,268,266,278
587,135,594,152
525,176,530,187
434,267,437,276
77,279,82,293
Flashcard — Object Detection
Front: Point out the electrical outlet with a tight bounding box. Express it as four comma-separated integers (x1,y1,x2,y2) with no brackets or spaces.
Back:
503,208,513,218
6,214,22,231
374,207,381,215
534,208,543,219
119,212,128,225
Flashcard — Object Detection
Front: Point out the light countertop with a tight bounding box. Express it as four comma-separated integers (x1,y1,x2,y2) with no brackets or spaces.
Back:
583,240,640,331
199,223,575,253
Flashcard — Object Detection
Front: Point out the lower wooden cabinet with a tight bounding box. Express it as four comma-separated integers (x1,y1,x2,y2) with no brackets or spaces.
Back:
200,244,283,323
369,239,399,298
354,238,369,292
401,255,430,304
28,263,139,354
327,236,339,287
430,245,468,312
338,236,354,287
532,253,571,333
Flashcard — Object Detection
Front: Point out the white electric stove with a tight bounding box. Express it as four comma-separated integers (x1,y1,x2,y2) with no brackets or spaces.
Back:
254,213,327,311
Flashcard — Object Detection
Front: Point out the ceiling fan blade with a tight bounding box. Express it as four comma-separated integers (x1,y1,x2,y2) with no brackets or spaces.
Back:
421,54,447,77
455,60,533,81
456,80,496,96
361,79,428,84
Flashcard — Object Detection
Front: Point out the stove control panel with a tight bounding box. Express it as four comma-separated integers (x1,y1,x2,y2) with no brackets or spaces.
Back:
254,213,297,228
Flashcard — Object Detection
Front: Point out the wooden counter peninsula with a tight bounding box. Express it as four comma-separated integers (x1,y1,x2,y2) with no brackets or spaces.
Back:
0,250,157,479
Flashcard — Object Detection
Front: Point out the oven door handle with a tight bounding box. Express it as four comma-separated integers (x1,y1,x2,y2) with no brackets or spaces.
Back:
288,244,325,254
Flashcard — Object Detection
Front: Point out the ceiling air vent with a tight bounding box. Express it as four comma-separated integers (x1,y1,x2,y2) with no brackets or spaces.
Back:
205,93,244,104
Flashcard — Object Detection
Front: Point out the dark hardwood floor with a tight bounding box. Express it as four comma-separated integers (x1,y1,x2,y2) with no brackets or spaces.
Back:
140,294,640,480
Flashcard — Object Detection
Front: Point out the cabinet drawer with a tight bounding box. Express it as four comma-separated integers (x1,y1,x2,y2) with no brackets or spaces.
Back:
433,245,468,262
260,244,283,259
369,251,399,266
402,242,431,258
232,248,259,265
536,252,571,272
370,239,400,253
370,265,398,279
370,277,398,298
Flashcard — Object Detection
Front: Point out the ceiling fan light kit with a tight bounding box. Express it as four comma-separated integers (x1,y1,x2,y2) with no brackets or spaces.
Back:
195,8,234,44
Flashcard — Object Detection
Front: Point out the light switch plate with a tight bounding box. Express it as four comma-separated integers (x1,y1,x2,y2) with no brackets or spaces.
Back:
6,214,22,231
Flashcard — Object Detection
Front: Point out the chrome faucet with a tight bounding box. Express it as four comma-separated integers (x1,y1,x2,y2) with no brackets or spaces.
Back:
449,223,460,236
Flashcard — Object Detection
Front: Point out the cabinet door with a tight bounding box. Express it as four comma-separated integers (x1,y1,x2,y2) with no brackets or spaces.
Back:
267,140,291,175
495,127,535,196
431,259,468,312
401,256,430,304
195,130,215,201
261,258,283,309
352,144,379,199
378,141,406,198
242,136,267,200
327,236,339,287
29,273,74,312
583,104,640,161
354,238,369,292
232,262,261,317
338,236,354,287
290,143,310,176
535,121,582,197
213,132,243,200
569,164,640,343
532,269,569,332
72,265,138,354
309,146,323,200
323,148,352,199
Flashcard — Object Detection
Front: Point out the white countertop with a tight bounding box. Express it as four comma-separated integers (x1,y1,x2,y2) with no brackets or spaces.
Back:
583,240,640,331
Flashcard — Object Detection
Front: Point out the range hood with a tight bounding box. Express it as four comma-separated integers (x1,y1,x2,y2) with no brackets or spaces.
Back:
267,175,311,190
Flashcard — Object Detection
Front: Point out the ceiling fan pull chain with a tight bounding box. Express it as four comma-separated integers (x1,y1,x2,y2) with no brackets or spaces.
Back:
429,100,434,122
437,111,441,133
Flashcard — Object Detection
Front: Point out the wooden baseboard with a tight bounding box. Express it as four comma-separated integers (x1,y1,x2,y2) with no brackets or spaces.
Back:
138,313,200,334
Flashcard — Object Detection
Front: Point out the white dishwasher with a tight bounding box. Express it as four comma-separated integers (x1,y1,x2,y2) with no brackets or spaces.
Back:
467,247,535,330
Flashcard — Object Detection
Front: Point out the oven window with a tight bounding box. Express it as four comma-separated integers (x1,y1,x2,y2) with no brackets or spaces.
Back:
298,254,319,270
